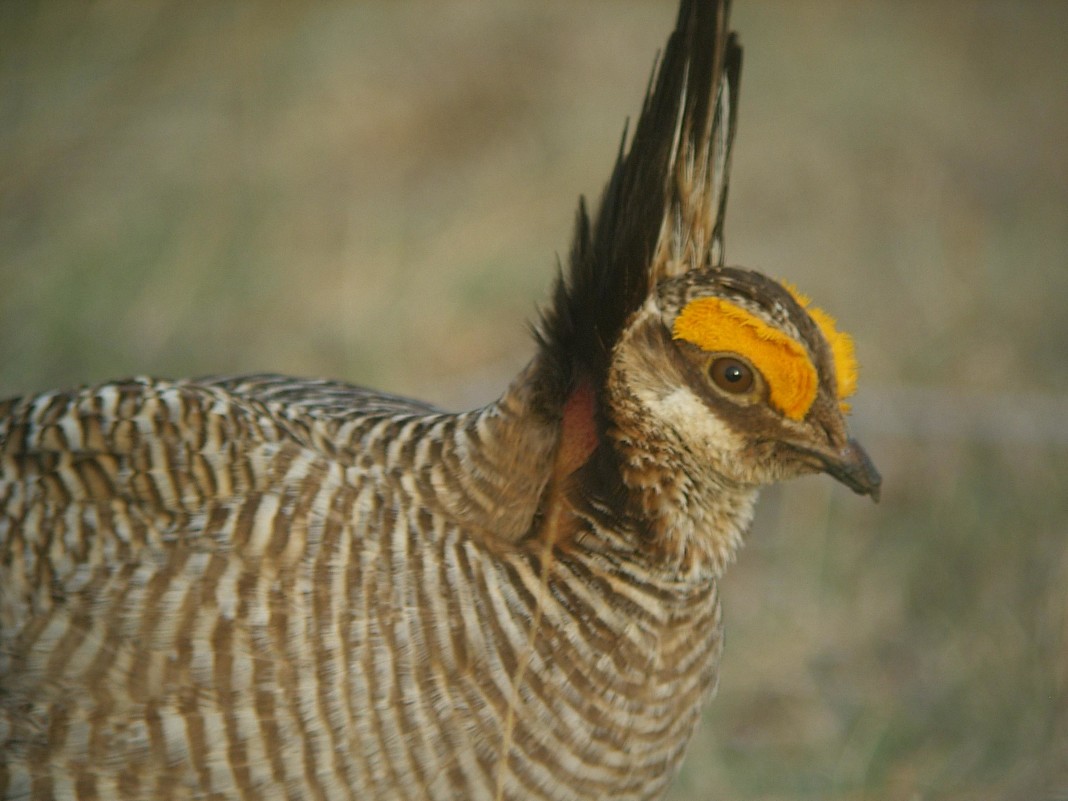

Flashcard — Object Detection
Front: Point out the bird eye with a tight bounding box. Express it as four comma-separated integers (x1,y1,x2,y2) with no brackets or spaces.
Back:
709,357,755,394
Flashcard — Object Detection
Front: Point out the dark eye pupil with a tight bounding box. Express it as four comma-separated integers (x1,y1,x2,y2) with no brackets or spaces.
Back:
710,357,755,394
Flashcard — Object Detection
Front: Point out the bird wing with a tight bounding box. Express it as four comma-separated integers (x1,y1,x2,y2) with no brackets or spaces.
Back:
0,379,319,644
0,372,556,645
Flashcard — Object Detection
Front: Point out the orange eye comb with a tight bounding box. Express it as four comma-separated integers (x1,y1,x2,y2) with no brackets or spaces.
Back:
782,284,858,411
672,288,859,419
672,297,819,420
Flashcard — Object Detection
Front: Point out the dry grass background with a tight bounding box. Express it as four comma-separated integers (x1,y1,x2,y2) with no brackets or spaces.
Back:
2,2,1067,799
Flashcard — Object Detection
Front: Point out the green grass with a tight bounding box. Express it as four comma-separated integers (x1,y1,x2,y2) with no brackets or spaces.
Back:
2,2,1066,799
686,442,1068,800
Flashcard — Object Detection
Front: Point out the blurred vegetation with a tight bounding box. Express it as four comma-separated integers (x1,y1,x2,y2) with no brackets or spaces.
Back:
2,2,1066,799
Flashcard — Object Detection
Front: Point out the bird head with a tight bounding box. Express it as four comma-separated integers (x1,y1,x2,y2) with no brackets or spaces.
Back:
606,266,880,501
533,0,879,570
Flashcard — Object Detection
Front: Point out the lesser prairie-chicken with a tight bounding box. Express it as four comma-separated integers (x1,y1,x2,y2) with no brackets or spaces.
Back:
0,1,880,799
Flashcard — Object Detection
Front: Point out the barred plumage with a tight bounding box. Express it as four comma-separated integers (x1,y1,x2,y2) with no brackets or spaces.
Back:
1,376,720,799
1,2,879,800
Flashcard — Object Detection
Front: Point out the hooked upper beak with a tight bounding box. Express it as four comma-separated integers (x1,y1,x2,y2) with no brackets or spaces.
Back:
817,438,882,502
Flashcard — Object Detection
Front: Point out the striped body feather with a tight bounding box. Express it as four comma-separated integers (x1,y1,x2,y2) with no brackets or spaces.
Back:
0,375,727,800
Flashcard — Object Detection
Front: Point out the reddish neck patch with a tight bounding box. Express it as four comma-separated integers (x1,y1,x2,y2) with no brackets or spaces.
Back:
554,381,599,479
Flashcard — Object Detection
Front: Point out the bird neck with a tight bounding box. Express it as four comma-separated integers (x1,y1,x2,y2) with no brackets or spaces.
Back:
610,427,759,581
587,338,760,580
493,354,757,581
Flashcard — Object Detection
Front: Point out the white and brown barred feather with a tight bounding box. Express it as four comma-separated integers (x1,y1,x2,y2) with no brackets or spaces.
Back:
1,2,742,800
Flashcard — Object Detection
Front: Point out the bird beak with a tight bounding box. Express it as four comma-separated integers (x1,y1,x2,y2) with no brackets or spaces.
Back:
817,438,882,502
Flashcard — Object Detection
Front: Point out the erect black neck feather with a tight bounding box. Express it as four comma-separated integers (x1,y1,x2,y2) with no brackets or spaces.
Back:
533,0,741,415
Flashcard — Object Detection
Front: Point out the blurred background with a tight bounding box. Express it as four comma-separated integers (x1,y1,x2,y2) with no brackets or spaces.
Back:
1,2,1066,799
